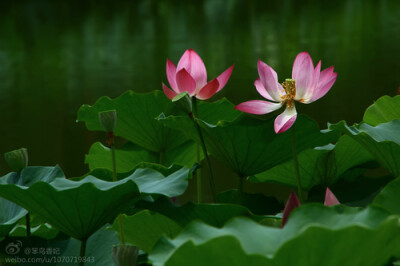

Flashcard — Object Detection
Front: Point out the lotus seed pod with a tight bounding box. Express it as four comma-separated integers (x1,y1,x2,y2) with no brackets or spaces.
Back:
172,92,192,114
98,110,117,132
112,244,139,266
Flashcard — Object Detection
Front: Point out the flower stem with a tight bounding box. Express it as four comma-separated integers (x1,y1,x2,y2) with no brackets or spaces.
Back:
79,239,87,266
291,125,304,203
194,122,217,203
193,99,203,204
25,212,31,238
109,133,126,245
111,145,117,182
192,98,217,203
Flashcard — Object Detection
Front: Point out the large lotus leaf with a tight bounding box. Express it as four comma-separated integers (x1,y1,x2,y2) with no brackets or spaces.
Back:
77,91,239,166
159,114,339,177
250,135,375,190
110,210,182,253
150,205,400,266
363,95,400,126
84,163,185,183
0,166,64,239
194,97,242,125
373,177,400,215
156,236,270,266
86,142,157,172
0,167,189,240
0,225,119,266
330,120,400,177
129,168,189,197
112,200,281,253
85,141,198,172
77,90,188,152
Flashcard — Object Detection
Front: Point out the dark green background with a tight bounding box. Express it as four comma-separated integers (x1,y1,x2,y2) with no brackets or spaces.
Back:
0,0,399,184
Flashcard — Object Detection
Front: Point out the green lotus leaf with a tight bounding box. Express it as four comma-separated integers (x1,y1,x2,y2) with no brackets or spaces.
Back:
159,113,340,177
77,90,199,170
150,205,400,266
78,90,186,151
85,141,198,172
86,142,157,172
110,210,182,253
193,97,242,125
85,162,185,181
0,166,64,239
112,198,281,253
363,95,400,126
250,135,375,190
373,177,400,215
129,168,189,197
84,163,184,182
79,91,239,170
330,120,400,177
0,167,190,240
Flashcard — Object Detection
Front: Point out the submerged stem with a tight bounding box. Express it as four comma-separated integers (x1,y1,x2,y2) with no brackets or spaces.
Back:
291,125,304,203
192,98,217,203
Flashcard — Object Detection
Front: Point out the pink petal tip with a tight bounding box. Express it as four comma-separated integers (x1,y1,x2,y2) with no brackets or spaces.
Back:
324,187,340,206
274,107,297,134
162,83,178,100
216,65,234,92
196,78,220,100
281,192,301,228
234,100,282,115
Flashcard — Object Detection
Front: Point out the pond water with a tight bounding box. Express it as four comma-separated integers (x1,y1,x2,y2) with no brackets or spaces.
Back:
0,0,399,184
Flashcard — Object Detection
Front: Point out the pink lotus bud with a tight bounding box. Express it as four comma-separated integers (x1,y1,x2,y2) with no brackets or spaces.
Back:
163,49,234,100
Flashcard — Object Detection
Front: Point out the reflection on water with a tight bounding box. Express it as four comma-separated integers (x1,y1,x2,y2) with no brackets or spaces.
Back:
0,0,399,178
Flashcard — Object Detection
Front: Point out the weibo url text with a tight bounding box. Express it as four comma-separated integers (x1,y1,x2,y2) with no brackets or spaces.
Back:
2,256,95,264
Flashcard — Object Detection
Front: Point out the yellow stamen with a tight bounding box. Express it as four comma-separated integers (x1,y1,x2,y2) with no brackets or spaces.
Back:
281,79,296,108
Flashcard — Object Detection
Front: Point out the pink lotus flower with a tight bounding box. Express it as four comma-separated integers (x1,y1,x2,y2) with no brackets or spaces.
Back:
281,188,340,227
235,52,337,133
162,49,234,100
